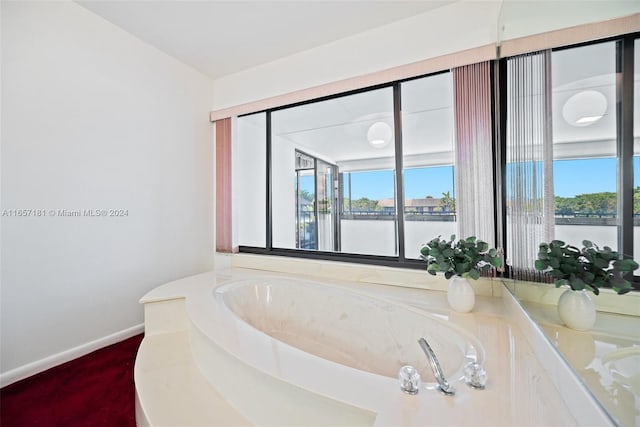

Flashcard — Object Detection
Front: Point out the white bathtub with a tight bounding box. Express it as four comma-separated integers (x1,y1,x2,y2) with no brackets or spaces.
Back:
138,269,594,426
214,278,484,384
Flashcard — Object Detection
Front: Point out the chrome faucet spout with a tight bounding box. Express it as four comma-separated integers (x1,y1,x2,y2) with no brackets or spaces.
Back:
418,337,455,395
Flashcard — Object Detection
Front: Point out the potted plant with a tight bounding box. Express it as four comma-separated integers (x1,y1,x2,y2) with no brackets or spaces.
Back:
420,235,502,313
535,240,638,331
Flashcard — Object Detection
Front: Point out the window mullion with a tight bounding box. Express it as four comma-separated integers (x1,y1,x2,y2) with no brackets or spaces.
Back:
393,83,406,261
493,58,508,274
617,37,634,267
266,111,273,250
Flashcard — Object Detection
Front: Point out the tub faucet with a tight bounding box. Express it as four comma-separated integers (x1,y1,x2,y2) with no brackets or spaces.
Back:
418,338,455,395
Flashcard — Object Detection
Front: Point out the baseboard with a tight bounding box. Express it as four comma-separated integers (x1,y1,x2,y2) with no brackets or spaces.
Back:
0,323,145,388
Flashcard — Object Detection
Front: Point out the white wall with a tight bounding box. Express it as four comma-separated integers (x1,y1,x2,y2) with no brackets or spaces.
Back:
212,0,501,111
1,1,213,384
498,0,640,42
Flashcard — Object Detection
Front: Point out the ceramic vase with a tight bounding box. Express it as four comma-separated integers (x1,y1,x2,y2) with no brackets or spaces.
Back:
557,289,596,331
447,276,475,313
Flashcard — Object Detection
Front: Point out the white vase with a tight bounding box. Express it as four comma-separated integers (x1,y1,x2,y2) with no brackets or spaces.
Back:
557,289,596,331
447,276,475,313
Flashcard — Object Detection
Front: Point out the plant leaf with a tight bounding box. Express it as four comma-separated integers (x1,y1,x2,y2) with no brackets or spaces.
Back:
534,259,548,270
468,269,480,280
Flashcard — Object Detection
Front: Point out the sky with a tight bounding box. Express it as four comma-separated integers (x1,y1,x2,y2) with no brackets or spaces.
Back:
343,166,455,200
553,157,618,197
299,157,638,202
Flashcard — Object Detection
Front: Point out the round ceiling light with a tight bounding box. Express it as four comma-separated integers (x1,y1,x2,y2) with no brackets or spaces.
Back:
367,121,392,148
562,90,607,127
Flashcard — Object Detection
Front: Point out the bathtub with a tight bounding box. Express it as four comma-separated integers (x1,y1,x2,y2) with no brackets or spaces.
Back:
214,278,484,384
138,268,593,427
181,275,489,425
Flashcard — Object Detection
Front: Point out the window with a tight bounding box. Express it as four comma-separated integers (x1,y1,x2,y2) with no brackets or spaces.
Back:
270,87,397,256
505,39,637,282
400,73,456,259
232,33,637,284
236,112,266,248
552,42,618,251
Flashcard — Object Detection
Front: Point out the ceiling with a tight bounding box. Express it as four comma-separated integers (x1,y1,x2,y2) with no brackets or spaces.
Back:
76,0,456,79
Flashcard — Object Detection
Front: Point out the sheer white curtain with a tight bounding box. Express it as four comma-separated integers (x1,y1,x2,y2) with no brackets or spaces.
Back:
506,51,555,280
453,61,495,247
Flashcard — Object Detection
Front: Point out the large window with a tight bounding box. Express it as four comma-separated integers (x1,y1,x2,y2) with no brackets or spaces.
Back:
233,33,637,283
505,38,637,282
236,73,457,262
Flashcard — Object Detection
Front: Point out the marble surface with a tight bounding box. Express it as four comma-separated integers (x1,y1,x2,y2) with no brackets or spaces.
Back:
216,278,483,382
522,300,640,427
136,266,604,426
134,330,251,427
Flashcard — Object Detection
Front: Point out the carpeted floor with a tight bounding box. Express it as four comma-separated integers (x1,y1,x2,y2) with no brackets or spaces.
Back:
1,334,143,427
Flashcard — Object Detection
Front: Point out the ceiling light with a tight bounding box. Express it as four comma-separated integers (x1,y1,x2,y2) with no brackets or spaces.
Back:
562,90,607,127
575,116,602,125
367,122,392,148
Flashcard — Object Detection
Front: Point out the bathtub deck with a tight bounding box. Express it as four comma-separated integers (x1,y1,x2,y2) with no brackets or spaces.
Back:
135,267,608,426
135,331,251,427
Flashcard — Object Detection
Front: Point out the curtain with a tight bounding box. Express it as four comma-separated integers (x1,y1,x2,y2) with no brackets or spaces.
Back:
506,51,555,280
216,117,233,253
453,61,495,247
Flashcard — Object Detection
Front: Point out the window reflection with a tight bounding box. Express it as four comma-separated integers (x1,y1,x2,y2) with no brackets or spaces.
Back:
552,42,618,250
271,87,397,256
401,73,456,259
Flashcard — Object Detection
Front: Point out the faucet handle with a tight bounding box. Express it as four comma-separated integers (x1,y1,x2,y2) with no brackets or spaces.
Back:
464,362,487,389
398,365,421,394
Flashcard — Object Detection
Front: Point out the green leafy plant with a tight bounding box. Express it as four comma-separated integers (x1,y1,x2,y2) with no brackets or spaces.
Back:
420,235,502,280
535,240,638,295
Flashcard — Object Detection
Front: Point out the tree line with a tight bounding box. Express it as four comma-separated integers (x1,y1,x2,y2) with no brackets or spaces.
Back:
556,188,640,216
305,188,640,215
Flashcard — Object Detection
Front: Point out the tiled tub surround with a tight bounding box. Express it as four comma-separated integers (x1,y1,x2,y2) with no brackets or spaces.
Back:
136,263,614,426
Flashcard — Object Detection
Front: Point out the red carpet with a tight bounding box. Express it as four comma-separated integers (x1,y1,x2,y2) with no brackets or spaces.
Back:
1,334,143,427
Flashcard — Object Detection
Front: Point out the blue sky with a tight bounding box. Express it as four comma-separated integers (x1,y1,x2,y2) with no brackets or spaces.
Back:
553,158,617,197
346,166,455,200
403,167,455,199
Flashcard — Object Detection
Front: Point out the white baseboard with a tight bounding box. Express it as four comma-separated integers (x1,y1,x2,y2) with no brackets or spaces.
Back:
0,323,145,388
